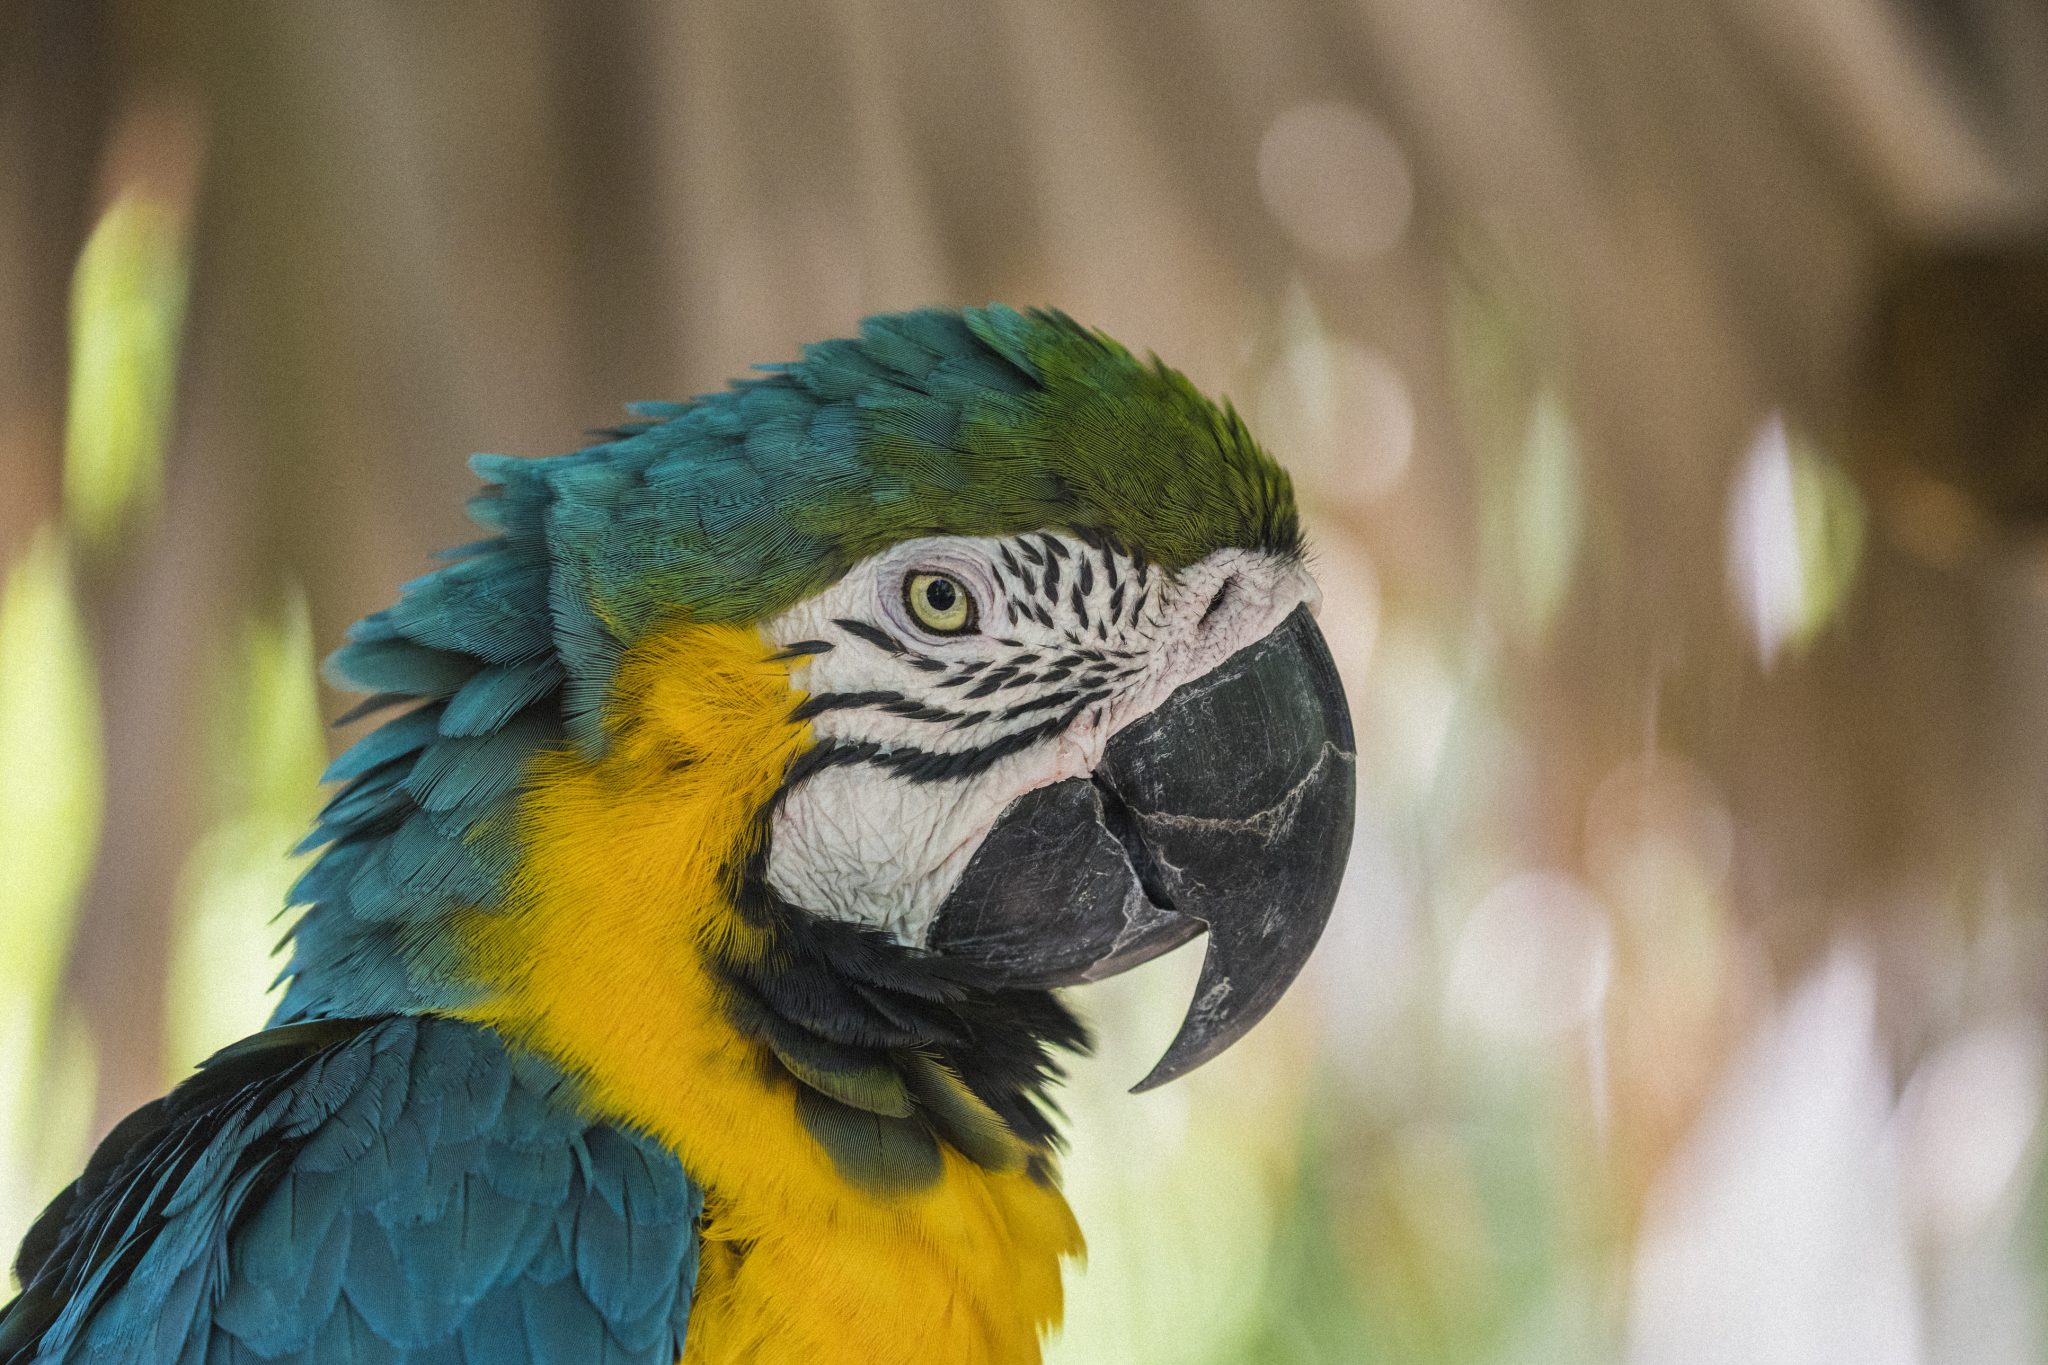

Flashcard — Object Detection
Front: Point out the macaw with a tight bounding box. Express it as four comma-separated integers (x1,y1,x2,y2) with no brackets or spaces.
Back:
0,306,1355,1365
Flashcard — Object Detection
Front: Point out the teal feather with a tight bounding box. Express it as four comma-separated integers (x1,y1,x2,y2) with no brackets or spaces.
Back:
285,846,366,913
296,771,410,855
363,815,497,914
0,1018,701,1364
379,554,551,664
439,659,562,738
402,711,556,814
320,709,440,787
328,639,478,700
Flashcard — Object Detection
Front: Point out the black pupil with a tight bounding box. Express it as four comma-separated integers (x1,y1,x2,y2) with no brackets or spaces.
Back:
924,578,957,612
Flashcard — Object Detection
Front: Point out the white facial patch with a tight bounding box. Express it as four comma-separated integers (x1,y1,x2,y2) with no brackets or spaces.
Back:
759,532,1317,945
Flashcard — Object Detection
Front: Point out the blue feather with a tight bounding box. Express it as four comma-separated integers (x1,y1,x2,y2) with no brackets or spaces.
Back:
328,640,478,700
439,660,562,739
0,1020,700,1363
402,711,554,814
321,709,440,787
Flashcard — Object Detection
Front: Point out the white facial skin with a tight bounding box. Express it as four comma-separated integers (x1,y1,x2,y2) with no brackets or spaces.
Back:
761,532,1319,945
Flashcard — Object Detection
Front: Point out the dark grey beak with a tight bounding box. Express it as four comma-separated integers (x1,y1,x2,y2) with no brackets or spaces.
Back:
928,604,1356,1091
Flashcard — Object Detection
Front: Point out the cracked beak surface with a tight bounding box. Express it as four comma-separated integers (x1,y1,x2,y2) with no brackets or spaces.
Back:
929,605,1357,1090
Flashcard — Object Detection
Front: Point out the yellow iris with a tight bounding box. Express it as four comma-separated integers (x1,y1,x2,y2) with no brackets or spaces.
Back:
905,572,976,634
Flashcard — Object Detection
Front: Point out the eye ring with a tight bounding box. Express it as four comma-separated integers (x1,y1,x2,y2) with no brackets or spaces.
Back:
903,571,978,635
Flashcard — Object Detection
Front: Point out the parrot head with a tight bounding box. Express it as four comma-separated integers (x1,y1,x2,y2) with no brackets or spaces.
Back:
284,305,1354,1164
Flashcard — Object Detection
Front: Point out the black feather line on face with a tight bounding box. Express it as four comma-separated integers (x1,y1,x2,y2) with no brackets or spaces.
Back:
876,709,1076,782
791,689,904,721
881,697,985,724
830,617,949,672
997,687,1101,722
832,618,908,655
963,669,1016,700
792,690,990,727
770,695,1082,804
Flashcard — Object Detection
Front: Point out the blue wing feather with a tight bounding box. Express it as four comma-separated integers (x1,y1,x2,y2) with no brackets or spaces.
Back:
0,1018,701,1364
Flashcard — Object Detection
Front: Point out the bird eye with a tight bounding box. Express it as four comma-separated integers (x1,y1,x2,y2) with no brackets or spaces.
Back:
904,572,977,635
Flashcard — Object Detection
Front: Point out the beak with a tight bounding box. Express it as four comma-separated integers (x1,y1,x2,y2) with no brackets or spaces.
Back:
927,604,1356,1091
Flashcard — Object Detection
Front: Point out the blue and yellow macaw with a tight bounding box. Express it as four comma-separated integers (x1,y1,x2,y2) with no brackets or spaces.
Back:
1,306,1355,1364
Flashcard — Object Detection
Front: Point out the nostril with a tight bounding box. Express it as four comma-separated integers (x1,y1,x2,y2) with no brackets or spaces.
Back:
1198,576,1235,629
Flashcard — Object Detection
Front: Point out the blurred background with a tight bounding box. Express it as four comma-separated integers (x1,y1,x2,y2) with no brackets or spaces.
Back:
5,0,2048,1359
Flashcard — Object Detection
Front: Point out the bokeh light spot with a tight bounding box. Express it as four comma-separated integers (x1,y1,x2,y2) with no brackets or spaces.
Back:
1727,414,1866,666
1258,332,1416,506
65,192,190,552
1510,389,1582,635
1257,102,1414,264
1896,1022,2044,1245
1448,871,1614,1041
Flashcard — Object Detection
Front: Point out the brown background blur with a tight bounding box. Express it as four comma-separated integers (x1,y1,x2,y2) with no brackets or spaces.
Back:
5,2,2048,1360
